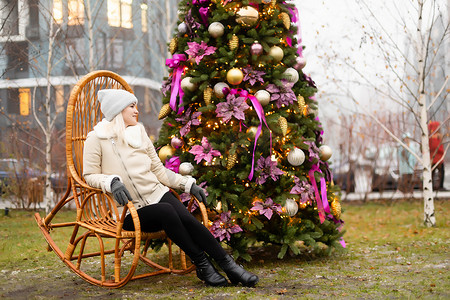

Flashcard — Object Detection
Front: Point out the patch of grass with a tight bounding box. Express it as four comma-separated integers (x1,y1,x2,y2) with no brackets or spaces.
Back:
0,199,449,299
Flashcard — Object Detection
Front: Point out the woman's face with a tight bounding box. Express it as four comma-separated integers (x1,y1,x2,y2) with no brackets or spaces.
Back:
122,102,139,127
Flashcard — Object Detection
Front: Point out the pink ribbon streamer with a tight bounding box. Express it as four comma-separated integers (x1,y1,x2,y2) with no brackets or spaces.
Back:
223,88,272,180
166,54,187,114
286,3,303,57
241,90,272,180
308,164,331,224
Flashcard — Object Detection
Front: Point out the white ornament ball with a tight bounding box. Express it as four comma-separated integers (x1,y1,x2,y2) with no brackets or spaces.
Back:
181,77,196,92
179,162,194,175
284,198,299,217
282,67,299,83
294,56,307,70
214,82,229,98
319,145,332,161
268,46,284,62
287,147,305,166
255,90,271,106
178,22,188,35
208,22,225,38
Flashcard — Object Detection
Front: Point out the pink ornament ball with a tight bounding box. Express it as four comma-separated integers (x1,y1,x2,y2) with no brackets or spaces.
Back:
250,42,263,56
171,137,183,149
294,56,307,70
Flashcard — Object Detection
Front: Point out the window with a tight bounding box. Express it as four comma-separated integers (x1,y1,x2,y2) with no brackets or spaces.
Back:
19,88,30,116
6,41,29,74
7,89,20,114
68,0,84,25
53,0,84,25
53,0,63,24
1,0,19,36
141,3,148,32
108,0,133,29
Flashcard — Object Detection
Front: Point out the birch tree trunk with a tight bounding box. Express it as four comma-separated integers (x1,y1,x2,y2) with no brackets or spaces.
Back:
34,16,59,214
416,0,435,227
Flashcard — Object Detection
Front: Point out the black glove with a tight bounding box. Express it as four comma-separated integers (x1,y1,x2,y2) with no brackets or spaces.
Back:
110,177,131,206
190,183,207,205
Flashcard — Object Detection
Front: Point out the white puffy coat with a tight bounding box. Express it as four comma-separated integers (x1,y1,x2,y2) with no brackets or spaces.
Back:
83,120,195,212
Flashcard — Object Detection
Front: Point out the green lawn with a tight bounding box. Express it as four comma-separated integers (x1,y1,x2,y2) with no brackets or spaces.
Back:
0,199,448,299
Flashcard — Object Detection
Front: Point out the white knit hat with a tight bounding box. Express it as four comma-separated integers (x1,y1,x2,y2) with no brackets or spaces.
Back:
97,89,138,121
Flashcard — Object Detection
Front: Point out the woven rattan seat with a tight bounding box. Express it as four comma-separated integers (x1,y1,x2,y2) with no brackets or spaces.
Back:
35,71,208,288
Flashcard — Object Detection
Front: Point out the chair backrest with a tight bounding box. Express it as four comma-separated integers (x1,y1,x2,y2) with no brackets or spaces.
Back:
66,71,133,185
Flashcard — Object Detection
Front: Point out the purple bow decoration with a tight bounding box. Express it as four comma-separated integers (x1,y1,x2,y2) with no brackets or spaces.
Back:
199,7,209,26
165,156,181,173
165,54,187,114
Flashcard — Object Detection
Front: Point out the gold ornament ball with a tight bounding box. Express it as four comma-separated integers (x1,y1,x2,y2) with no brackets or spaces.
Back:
226,68,244,85
236,6,259,26
158,145,175,163
181,77,197,92
269,46,284,62
247,126,258,139
287,148,305,166
255,90,271,106
319,145,332,161
284,198,298,217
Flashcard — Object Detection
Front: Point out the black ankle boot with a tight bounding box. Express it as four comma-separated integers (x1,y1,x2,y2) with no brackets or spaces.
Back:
193,254,228,287
218,254,259,287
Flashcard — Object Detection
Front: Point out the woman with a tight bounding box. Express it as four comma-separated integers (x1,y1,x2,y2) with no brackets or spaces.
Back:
83,89,258,287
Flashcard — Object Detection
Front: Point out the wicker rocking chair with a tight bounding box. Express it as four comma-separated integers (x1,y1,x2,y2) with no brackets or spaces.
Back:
35,70,208,288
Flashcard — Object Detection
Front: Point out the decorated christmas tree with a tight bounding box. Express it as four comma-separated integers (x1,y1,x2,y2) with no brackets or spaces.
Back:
156,0,345,260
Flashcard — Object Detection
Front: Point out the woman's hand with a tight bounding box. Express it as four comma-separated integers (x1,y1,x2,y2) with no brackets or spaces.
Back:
111,177,132,206
190,184,207,205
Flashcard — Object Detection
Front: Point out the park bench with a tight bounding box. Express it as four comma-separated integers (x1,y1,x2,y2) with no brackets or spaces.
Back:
35,70,208,288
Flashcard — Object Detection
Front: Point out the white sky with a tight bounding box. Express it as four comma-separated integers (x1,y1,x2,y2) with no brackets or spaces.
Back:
291,0,448,161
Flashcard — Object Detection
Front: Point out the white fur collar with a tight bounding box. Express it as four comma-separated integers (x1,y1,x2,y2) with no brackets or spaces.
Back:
93,119,142,148
124,125,142,148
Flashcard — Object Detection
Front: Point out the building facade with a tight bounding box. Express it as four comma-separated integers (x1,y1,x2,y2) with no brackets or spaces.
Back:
0,0,179,138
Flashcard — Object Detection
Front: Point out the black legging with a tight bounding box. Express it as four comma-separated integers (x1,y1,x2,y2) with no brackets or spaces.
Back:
123,191,227,262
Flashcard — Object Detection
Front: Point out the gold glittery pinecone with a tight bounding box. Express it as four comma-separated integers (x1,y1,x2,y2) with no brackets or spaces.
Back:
226,153,238,170
279,12,290,30
204,87,213,106
169,37,178,54
278,116,288,136
297,95,305,112
331,199,341,219
229,35,239,50
158,103,171,120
